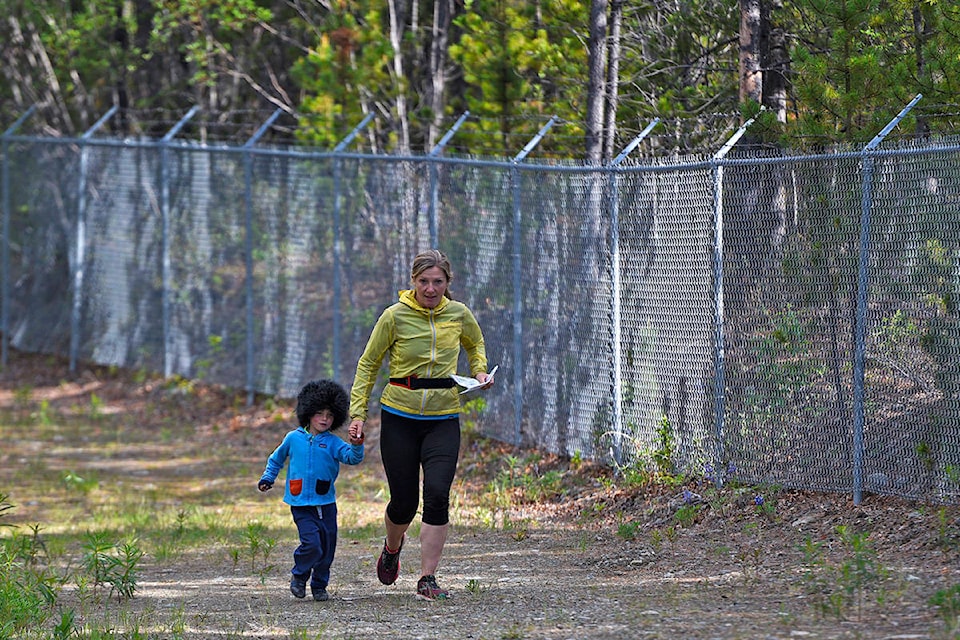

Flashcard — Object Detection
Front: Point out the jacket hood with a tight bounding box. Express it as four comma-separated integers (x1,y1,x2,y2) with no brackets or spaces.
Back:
398,289,450,313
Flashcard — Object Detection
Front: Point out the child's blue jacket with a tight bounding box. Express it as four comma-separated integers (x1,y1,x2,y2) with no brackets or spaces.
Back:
259,427,364,506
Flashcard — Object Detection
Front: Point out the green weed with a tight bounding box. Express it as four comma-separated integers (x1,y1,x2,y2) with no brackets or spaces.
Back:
674,503,700,527
61,470,98,494
616,519,642,541
36,398,53,427
0,492,15,528
89,393,104,418
0,500,62,637
80,531,144,602
936,507,960,550
466,578,486,595
929,584,960,636
240,521,277,581
801,526,888,621
13,385,32,405
652,415,675,475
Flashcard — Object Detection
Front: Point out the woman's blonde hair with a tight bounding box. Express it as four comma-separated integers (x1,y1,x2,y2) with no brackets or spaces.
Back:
410,249,453,298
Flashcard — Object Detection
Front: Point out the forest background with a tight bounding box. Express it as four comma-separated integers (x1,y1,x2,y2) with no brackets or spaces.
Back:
2,0,960,157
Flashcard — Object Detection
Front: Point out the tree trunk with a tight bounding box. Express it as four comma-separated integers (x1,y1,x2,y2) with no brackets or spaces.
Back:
427,0,454,149
762,0,788,123
387,0,411,155
739,0,762,106
585,0,607,164
912,1,930,137
603,0,622,163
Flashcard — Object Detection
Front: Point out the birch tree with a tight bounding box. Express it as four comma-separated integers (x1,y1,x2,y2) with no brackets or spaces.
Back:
585,0,608,164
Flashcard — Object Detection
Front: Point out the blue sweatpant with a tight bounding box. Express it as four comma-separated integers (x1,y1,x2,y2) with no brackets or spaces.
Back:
290,503,338,590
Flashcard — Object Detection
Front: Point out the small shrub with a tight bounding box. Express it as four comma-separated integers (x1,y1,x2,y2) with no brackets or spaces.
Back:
616,520,642,541
674,503,700,527
929,584,960,634
80,532,143,602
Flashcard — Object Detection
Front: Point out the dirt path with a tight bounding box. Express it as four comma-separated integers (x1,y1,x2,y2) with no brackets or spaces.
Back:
1,351,959,639
59,505,958,640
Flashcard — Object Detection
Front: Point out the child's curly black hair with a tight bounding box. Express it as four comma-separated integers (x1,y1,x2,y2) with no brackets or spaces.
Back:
295,379,349,429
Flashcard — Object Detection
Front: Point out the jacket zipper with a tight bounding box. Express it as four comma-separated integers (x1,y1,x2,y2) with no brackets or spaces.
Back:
421,308,438,414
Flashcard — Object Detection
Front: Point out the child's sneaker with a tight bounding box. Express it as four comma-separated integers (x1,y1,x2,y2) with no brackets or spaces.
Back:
312,587,329,602
415,575,450,601
290,577,306,599
376,537,403,585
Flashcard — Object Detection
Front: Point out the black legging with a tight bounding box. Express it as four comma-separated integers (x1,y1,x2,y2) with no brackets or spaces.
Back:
379,411,460,527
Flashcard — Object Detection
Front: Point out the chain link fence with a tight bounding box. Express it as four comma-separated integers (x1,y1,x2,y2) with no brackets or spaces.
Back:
2,113,959,504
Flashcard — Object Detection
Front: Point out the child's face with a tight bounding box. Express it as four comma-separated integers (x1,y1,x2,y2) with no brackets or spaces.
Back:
308,409,336,434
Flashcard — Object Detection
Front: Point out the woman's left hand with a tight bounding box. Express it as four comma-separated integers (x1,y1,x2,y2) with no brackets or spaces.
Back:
476,372,493,389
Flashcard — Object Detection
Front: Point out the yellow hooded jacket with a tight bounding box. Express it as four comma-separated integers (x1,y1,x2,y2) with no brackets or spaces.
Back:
350,289,488,420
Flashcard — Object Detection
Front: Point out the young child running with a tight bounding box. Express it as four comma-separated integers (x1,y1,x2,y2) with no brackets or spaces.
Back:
258,379,365,601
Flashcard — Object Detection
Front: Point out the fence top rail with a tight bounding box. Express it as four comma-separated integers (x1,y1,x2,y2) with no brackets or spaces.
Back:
3,131,959,174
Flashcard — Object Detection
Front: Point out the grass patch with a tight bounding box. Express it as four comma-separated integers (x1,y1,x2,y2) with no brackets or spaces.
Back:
0,390,391,639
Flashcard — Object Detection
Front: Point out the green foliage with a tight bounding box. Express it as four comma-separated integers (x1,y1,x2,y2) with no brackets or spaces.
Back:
0,499,62,638
929,584,960,635
465,578,485,595
788,0,892,142
788,0,960,142
291,4,391,147
80,532,143,602
150,0,274,88
460,396,488,439
35,399,53,428
801,526,888,621
652,415,675,476
917,238,960,408
61,470,98,495
0,493,14,528
195,334,225,380
673,503,700,527
616,520,643,541
570,450,584,470
935,507,960,550
239,521,277,581
612,415,683,489
637,0,739,146
448,0,589,155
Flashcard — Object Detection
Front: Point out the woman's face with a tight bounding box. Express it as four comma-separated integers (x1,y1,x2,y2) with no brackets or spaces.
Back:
413,266,448,309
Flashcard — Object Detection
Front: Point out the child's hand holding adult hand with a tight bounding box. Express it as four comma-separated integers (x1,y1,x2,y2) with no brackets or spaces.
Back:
348,419,365,445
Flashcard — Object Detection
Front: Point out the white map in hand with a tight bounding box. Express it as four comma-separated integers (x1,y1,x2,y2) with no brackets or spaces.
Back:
450,365,498,395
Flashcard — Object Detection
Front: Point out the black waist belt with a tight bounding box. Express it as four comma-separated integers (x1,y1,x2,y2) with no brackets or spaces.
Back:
388,376,456,390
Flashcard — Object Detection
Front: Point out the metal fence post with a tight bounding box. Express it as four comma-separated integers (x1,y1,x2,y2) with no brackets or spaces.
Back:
609,118,660,466
160,106,199,378
332,113,375,382
243,109,284,404
510,116,558,446
710,110,762,485
1,106,37,368
71,106,118,372
428,112,470,248
852,94,922,505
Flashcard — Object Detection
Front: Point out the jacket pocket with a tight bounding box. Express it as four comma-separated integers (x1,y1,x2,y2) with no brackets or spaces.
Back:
315,479,331,495
289,478,303,496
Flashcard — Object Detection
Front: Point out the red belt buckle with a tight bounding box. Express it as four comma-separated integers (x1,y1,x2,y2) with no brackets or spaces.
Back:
392,375,417,389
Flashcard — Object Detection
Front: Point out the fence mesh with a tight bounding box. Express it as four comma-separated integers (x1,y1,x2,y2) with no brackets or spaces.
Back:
3,132,960,504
